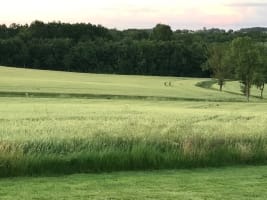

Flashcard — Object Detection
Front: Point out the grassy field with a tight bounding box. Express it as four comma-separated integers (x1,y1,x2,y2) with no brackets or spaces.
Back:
0,66,267,176
0,66,267,198
1,97,267,176
1,166,267,200
0,66,266,101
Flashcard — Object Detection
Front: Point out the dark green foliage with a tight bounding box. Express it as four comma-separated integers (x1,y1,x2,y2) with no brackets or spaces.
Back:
1,21,267,77
151,24,173,41
0,21,208,77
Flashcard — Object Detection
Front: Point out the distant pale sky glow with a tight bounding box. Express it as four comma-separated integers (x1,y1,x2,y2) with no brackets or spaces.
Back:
0,0,266,29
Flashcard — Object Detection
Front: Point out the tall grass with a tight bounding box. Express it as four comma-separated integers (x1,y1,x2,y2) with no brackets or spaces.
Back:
0,98,267,177
0,134,267,177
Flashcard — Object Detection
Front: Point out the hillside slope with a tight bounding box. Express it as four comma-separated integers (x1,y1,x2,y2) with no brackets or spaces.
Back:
0,66,265,101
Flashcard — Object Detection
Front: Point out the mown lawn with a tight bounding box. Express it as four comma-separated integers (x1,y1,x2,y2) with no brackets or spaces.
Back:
1,166,267,200
1,66,266,101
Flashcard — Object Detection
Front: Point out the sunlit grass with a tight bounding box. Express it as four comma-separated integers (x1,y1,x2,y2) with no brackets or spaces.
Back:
0,98,267,176
1,66,266,101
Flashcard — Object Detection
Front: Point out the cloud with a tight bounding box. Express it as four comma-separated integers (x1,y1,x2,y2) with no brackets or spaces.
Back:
226,2,267,7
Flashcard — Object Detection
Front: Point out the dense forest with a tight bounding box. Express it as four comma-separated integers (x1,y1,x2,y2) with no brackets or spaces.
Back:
0,21,267,77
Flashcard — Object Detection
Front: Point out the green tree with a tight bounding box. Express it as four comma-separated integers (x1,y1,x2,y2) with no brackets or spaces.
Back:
253,44,267,98
230,37,261,101
202,43,231,91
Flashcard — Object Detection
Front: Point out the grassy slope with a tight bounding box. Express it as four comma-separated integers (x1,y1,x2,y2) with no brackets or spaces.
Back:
1,166,267,200
1,66,266,101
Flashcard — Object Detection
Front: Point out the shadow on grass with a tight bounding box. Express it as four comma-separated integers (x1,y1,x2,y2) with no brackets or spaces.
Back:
0,91,246,102
196,80,264,100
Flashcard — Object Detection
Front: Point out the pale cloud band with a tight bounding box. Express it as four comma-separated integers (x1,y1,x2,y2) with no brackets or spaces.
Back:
226,2,267,7
0,0,266,30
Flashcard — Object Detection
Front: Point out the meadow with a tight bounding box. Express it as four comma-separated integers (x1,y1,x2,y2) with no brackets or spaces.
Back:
0,66,267,177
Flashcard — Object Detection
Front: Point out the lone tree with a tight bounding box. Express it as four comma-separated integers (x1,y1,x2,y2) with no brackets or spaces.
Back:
253,44,267,98
230,37,261,101
202,43,231,91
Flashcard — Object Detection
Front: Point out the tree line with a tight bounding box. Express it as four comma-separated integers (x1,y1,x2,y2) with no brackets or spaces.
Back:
1,21,267,78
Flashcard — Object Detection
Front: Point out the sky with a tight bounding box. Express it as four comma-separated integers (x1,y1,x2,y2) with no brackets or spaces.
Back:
0,0,266,30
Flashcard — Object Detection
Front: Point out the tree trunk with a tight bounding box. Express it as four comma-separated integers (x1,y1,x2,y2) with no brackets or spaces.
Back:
246,79,250,102
219,84,223,92
218,79,223,92
261,84,265,99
